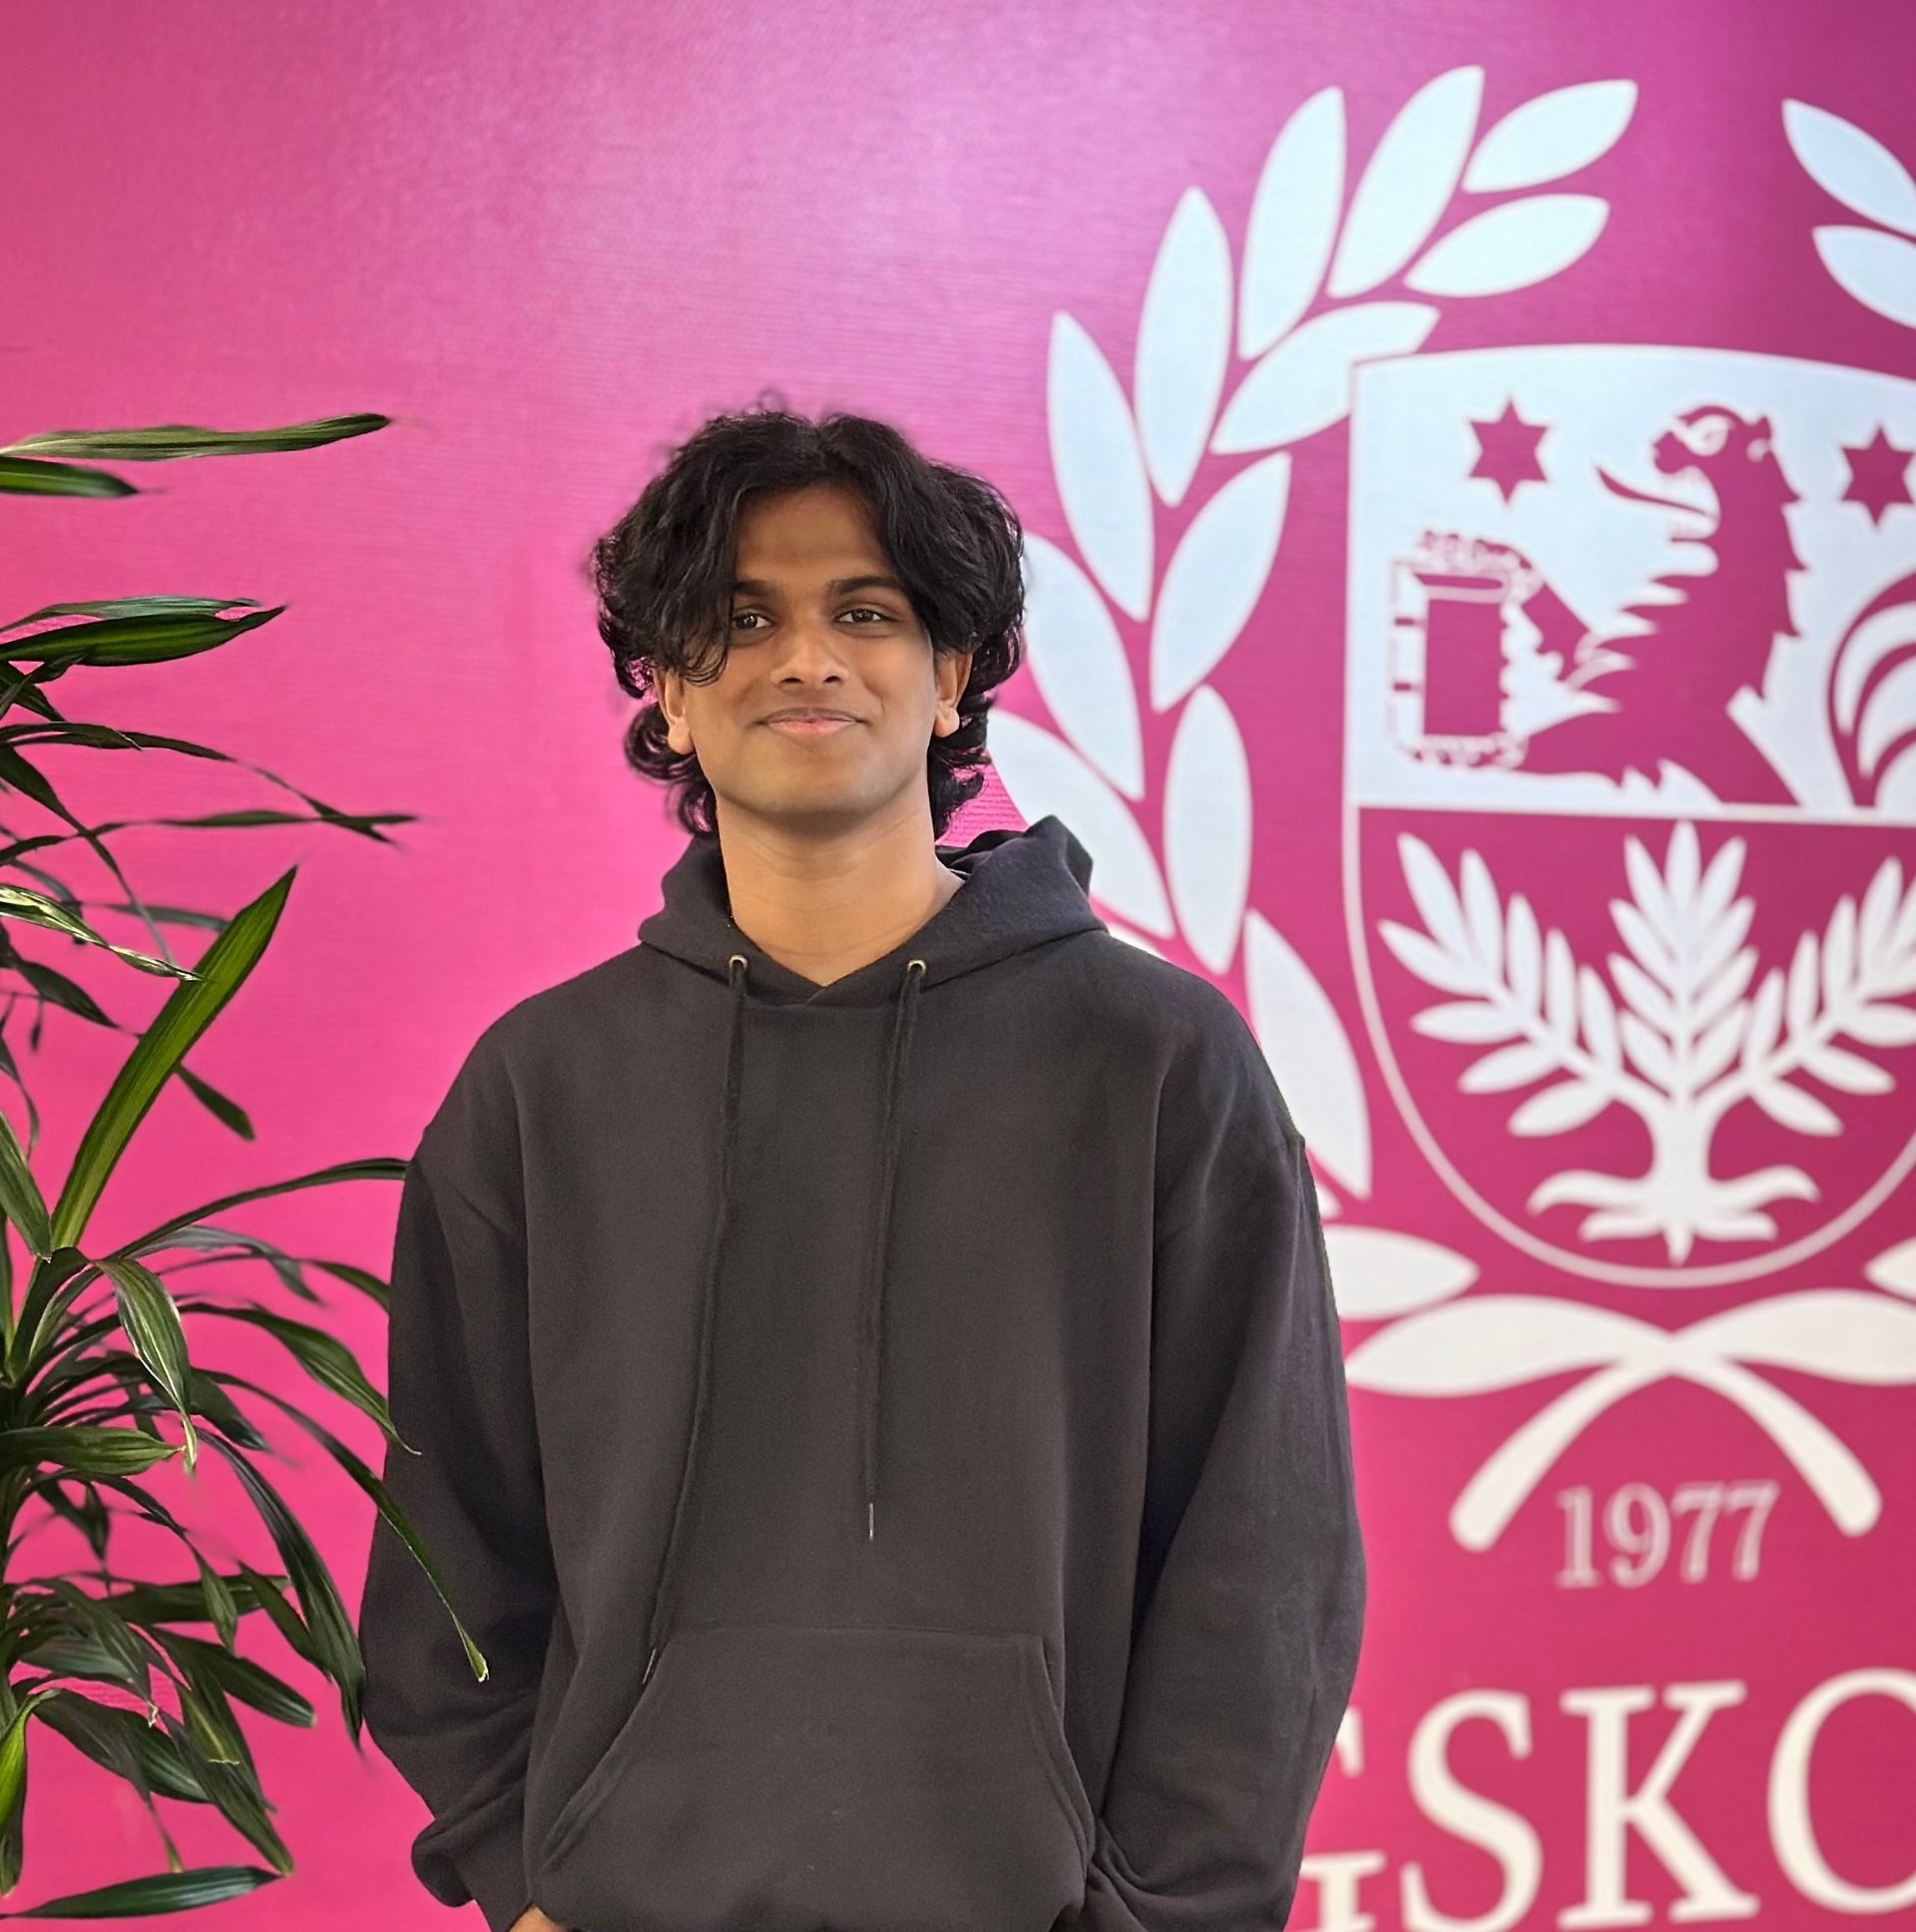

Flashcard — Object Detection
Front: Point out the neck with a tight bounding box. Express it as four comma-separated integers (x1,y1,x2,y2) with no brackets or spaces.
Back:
716,805,963,987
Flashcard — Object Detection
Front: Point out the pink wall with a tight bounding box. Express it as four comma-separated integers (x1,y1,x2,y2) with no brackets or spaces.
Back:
12,0,1916,1924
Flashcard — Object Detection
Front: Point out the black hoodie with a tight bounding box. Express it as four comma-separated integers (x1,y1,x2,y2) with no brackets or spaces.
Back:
359,812,1365,1932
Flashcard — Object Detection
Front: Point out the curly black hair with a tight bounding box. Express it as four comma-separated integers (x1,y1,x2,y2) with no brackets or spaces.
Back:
589,390,1028,840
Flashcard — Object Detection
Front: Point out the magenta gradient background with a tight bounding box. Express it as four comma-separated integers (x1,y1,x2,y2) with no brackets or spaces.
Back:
11,2,1916,1927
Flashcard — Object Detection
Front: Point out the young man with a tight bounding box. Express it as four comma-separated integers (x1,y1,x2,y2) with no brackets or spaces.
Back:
359,404,1366,1932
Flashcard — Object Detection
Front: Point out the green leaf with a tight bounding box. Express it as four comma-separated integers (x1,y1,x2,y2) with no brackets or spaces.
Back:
230,1563,322,1669
36,1481,110,1562
2,412,389,462
149,1630,313,1727
168,1064,253,1139
0,884,192,979
0,607,281,670
97,1257,199,1473
115,1157,405,1260
0,1104,51,1258
0,1861,278,1915
11,956,111,1026
0,457,134,499
51,868,293,1251
36,1581,167,1715
0,1686,63,1836
192,1551,239,1652
212,1368,489,1687
0,1427,180,1476
196,1436,363,1725
0,596,263,633
171,1300,386,1436
30,1690,192,1803
80,1563,290,1637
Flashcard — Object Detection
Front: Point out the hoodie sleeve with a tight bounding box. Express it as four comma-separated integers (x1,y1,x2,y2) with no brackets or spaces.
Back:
359,1028,556,1932
1081,986,1366,1931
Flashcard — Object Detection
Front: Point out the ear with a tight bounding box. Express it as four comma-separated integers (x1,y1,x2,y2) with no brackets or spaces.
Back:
658,668,693,754
935,648,976,735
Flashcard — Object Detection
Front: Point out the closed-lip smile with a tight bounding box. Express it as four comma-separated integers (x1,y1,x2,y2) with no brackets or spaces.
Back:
762,707,857,724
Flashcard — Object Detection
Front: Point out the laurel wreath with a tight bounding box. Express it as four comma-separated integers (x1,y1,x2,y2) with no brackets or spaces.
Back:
987,68,1916,1550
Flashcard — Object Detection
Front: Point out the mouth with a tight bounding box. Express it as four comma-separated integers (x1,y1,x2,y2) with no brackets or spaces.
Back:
762,715,858,736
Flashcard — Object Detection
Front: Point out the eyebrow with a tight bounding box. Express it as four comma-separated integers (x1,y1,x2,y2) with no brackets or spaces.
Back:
730,574,908,599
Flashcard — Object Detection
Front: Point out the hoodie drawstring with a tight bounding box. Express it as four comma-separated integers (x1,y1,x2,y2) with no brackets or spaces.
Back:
640,949,928,1690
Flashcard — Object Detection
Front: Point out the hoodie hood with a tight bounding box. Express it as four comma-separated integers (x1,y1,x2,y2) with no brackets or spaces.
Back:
636,810,1105,1005
632,813,1107,1687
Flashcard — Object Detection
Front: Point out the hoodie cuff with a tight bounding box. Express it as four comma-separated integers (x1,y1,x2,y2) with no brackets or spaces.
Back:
423,1777,533,1932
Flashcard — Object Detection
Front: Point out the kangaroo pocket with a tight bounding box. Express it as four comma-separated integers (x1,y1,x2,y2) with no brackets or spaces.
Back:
532,1621,1096,1932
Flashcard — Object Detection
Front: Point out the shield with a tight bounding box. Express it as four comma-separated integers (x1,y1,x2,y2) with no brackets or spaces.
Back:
1342,345,1916,1286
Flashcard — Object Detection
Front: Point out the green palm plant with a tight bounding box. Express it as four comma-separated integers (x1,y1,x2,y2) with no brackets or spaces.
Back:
0,415,489,1919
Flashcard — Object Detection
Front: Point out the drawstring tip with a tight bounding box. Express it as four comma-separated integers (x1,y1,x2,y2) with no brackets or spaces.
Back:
642,1644,658,1685
867,1501,875,1541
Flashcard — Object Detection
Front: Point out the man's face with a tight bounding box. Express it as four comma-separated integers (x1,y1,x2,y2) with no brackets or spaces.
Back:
658,481,973,835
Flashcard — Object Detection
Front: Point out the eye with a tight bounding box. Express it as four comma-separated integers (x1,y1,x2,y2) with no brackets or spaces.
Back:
728,607,895,630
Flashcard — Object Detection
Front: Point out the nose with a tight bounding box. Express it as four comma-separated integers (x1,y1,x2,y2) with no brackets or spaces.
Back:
767,614,853,683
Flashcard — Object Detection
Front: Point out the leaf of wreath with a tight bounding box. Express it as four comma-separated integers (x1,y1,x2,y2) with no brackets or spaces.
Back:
1618,1012,1676,1090
1165,690,1251,972
1239,85,1345,357
1409,1000,1522,1045
1784,929,1820,1036
1801,1042,1892,1095
1509,1079,1611,1137
1243,909,1372,1197
1885,863,1916,958
1544,928,1576,1037
1404,196,1612,298
1744,970,1785,1064
1462,81,1638,194
1577,964,1622,1073
1692,901,1755,992
1460,1040,1561,1095
1211,302,1438,454
1378,920,1482,998
1021,532,1144,801
1610,953,1676,1037
1396,833,1473,963
1150,454,1291,710
1693,942,1758,1034
1848,1002,1916,1047
1459,849,1502,980
1320,1221,1475,1319
1611,897,1676,993
1667,819,1701,930
1506,893,1542,1012
1823,894,1857,1012
1624,833,1677,952
1047,311,1154,622
1811,227,1916,329
1136,186,1233,510
1691,1005,1747,1089
1782,100,1916,238
1748,1075,1841,1137
1329,64,1483,298
1858,855,1904,966
1693,832,1747,936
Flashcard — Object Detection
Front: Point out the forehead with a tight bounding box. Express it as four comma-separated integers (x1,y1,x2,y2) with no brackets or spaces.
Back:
731,483,890,584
